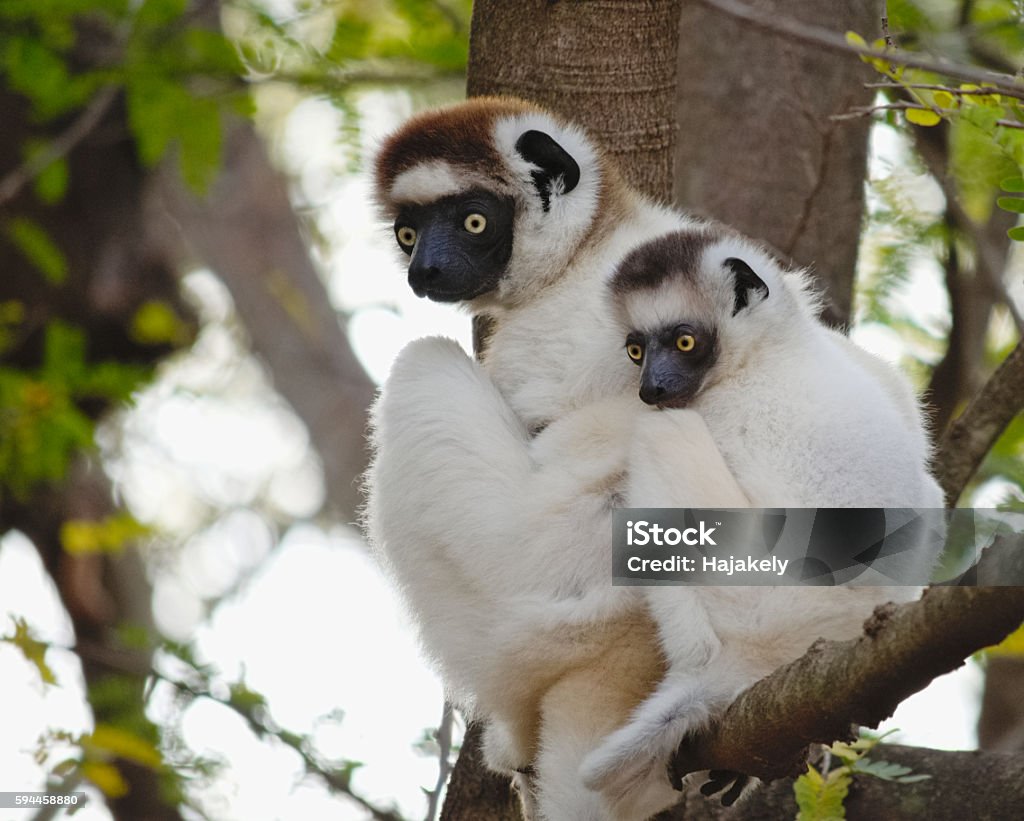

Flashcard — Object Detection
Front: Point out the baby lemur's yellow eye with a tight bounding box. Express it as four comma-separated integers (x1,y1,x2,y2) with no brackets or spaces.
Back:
626,343,644,363
676,334,696,352
464,214,487,234
396,226,417,247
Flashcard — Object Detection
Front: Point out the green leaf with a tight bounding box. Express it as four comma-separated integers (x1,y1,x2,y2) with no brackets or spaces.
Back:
851,758,914,781
228,682,268,714
84,724,163,769
125,75,223,192
960,103,1004,132
4,217,68,283
794,764,851,821
34,156,69,204
133,0,189,30
81,761,128,798
905,108,942,127
130,300,186,345
1008,225,1024,241
2,617,57,685
61,513,151,555
175,95,223,193
845,31,868,48
997,196,1024,213
1000,175,1024,192
115,623,153,651
125,75,185,167
42,320,85,380
0,36,75,118
75,361,150,402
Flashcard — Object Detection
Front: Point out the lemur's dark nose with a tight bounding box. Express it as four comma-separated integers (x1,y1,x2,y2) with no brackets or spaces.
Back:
639,383,667,406
408,261,443,297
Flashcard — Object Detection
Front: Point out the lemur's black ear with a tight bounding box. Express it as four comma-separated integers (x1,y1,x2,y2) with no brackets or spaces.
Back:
514,130,580,212
725,258,769,315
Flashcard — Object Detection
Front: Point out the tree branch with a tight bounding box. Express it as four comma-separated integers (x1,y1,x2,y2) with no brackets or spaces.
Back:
670,743,1024,820
426,702,456,821
73,639,407,821
934,339,1024,505
697,0,1024,94
833,101,1024,129
670,534,1024,784
0,86,119,208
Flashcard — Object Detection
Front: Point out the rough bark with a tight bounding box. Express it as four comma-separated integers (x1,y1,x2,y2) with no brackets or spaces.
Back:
440,724,522,821
670,744,1024,821
674,0,880,326
467,0,683,203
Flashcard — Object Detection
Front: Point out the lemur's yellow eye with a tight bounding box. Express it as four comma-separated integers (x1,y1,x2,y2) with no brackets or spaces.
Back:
464,214,487,234
396,226,417,247
626,343,644,362
676,334,696,352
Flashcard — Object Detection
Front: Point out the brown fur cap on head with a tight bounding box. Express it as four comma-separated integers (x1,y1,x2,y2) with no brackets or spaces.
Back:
374,96,543,210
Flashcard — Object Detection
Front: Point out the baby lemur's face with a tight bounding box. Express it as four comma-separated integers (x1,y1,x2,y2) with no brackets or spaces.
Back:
609,229,770,408
624,322,718,407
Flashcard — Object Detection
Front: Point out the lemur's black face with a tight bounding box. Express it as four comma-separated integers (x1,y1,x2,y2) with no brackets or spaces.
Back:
394,189,515,302
625,322,718,408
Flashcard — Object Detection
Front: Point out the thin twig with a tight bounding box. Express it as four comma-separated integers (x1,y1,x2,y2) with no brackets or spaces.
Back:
880,0,900,76
71,640,408,821
425,702,455,821
832,101,1024,129
0,86,119,208
697,0,1024,95
831,101,938,119
865,81,1024,102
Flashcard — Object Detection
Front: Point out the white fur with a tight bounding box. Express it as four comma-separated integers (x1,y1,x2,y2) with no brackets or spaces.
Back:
483,112,604,306
483,205,699,429
366,339,651,781
579,239,944,812
390,160,467,203
367,109,942,820
368,110,699,821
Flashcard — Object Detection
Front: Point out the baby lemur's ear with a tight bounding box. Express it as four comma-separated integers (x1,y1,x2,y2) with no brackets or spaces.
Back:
725,258,769,315
514,130,581,211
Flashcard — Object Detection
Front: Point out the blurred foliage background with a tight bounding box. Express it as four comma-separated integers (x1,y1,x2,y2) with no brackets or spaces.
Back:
0,0,1021,819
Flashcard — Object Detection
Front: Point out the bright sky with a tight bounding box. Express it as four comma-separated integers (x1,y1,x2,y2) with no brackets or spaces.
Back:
0,86,1001,821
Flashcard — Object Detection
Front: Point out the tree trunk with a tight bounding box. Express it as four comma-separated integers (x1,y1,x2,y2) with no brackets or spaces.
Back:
440,724,522,821
468,0,683,203
673,0,880,326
